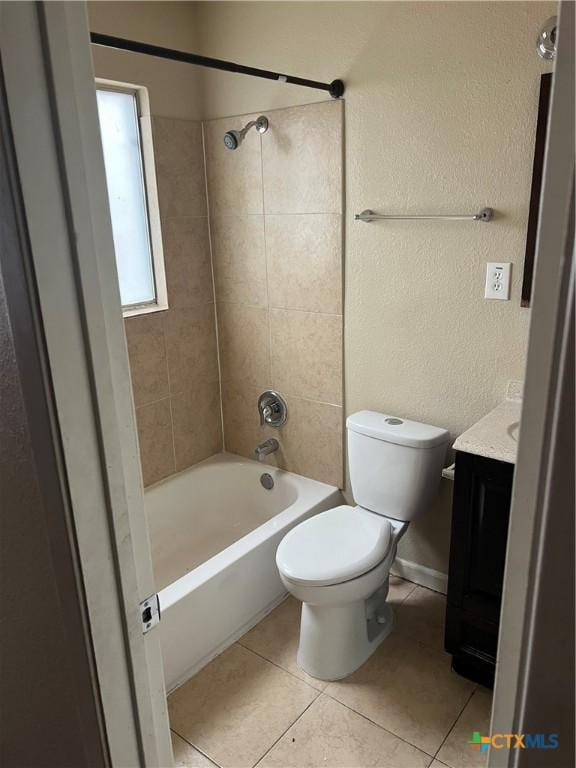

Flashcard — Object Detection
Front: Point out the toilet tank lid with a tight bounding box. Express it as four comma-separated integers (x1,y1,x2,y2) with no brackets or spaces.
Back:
347,411,449,449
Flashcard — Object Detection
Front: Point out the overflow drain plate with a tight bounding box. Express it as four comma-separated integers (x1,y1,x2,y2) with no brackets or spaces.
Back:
260,473,274,490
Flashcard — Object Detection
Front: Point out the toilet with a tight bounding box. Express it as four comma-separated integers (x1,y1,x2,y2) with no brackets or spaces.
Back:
276,410,449,681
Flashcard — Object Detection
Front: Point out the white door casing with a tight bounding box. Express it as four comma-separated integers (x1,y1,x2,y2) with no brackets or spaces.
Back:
1,2,173,765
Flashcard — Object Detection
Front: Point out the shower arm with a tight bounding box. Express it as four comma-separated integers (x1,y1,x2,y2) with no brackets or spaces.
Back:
90,33,345,99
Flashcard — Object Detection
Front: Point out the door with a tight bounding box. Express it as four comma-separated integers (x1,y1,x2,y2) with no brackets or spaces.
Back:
0,2,172,765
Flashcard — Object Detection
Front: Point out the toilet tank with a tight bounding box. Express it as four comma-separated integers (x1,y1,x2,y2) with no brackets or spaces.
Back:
347,411,449,521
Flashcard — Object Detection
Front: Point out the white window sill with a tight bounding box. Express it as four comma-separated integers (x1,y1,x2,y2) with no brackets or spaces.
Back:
122,302,169,319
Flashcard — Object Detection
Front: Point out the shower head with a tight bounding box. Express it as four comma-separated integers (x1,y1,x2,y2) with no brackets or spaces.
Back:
224,115,269,150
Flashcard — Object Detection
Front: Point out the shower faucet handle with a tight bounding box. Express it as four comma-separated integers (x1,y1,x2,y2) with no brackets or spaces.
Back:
257,391,288,427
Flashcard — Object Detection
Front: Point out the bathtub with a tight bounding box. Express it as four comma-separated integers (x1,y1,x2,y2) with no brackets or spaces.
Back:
144,452,343,692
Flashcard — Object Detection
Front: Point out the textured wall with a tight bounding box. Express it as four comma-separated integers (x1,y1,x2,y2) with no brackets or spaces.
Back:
88,1,202,120
194,0,555,572
205,101,344,486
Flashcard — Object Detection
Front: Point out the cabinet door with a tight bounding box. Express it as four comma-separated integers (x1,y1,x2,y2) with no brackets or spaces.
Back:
448,452,514,628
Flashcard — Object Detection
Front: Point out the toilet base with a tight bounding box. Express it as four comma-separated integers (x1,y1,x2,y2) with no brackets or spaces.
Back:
296,591,395,681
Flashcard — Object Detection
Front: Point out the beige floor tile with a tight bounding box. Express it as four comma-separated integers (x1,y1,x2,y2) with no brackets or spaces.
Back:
240,579,416,692
171,731,218,768
388,575,418,605
395,586,447,651
326,632,475,755
429,762,449,768
437,688,492,768
239,597,327,691
169,644,318,768
259,694,431,768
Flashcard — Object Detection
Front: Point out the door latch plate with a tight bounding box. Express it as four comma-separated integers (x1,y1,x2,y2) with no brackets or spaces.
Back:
140,594,160,634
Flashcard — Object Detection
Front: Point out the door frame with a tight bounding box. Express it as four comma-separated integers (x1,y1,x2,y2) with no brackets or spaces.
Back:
489,1,574,765
0,2,172,765
1,0,573,764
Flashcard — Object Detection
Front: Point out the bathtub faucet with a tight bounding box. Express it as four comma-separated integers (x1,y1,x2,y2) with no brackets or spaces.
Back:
255,438,279,462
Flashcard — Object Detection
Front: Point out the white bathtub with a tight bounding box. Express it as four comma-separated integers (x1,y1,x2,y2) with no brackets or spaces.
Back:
145,452,343,692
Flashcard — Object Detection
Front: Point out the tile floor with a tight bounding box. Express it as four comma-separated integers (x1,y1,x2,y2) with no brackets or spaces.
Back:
169,577,492,768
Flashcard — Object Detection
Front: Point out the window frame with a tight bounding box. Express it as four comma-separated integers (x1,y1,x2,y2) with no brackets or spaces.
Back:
95,78,168,317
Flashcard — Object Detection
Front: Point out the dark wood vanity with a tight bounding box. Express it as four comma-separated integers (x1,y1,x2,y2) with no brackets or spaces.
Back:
445,450,514,688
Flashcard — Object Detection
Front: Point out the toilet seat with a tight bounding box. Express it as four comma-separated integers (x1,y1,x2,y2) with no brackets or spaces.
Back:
276,505,392,587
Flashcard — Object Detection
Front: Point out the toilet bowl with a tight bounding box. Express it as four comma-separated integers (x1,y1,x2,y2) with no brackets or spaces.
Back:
276,411,449,681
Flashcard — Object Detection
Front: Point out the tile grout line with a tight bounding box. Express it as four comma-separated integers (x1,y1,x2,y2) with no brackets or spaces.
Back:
216,297,344,319
259,131,274,391
252,693,322,768
170,728,221,768
161,313,178,474
319,689,437,760
235,640,325,694
201,120,227,451
431,686,478,764
235,580,435,761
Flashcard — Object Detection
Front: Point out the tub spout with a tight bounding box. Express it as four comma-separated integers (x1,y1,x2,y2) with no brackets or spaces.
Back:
255,438,279,462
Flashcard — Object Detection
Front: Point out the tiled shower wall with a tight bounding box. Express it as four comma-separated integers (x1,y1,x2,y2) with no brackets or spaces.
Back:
205,100,344,487
126,101,343,488
125,117,222,487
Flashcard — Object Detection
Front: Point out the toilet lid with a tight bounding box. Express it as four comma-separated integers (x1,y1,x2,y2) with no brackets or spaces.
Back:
276,505,392,587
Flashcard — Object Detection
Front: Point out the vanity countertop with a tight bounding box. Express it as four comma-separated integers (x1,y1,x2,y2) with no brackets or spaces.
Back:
453,398,522,465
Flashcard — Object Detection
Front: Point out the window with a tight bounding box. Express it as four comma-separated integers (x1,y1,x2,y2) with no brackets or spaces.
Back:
96,81,167,315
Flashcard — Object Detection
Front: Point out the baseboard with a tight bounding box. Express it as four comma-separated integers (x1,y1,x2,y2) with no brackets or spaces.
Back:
391,557,448,595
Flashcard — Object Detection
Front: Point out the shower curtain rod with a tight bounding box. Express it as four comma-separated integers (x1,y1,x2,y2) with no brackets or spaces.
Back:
90,33,345,98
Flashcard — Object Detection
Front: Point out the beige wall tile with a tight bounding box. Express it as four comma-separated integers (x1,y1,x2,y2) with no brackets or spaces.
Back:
135,398,175,487
278,395,343,486
222,380,343,487
260,694,431,768
168,644,318,768
262,101,343,214
165,305,219,394
270,308,342,405
216,303,270,385
266,213,342,313
326,632,475,755
211,215,267,306
204,115,263,217
125,313,169,407
172,382,222,471
437,688,492,768
153,117,207,218
163,217,214,309
221,379,275,461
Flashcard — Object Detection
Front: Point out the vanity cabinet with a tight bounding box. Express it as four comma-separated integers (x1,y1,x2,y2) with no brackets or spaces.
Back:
445,450,514,688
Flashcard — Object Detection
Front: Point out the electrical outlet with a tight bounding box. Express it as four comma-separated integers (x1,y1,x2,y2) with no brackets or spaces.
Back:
485,262,511,300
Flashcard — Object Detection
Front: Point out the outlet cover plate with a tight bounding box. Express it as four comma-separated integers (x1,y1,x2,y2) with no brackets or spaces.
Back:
485,262,511,300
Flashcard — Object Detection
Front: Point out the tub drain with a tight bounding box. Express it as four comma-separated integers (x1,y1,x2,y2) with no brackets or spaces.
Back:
260,473,274,490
